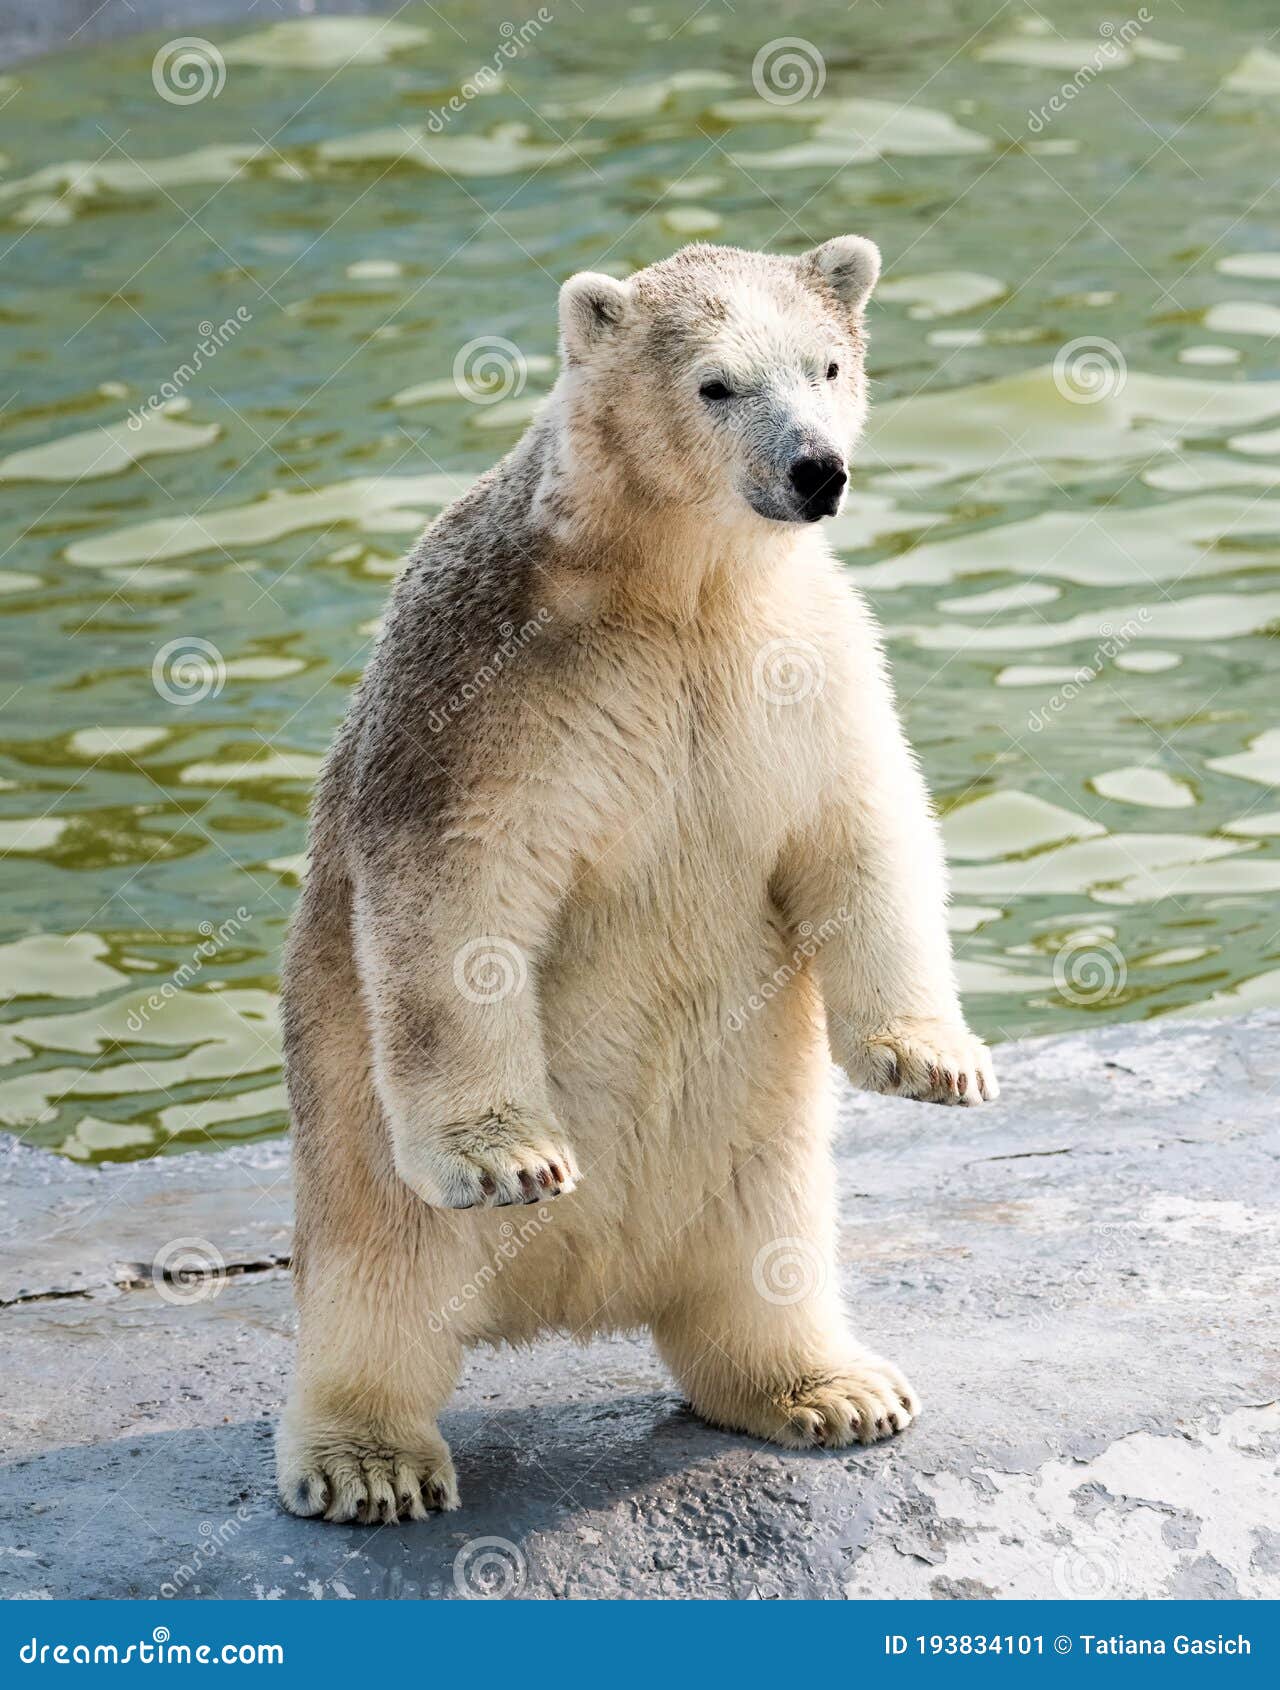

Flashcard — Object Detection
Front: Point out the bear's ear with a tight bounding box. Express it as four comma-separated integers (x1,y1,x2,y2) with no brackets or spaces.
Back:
558,271,632,362
801,235,881,314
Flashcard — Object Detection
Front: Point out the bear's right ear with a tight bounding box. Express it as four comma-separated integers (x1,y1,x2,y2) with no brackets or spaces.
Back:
558,271,632,362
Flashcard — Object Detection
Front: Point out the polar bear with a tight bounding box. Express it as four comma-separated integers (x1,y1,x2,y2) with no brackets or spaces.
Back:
276,238,997,1524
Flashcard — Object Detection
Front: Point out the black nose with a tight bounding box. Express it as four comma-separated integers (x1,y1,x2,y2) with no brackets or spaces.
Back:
788,454,847,520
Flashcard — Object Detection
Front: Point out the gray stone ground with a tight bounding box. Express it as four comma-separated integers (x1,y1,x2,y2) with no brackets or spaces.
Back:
0,1011,1277,1600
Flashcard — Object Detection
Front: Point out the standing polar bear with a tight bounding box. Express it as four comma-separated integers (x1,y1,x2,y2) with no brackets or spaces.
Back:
277,238,997,1524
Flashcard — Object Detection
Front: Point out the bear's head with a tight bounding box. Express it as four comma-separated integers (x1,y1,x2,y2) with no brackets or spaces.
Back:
555,238,879,530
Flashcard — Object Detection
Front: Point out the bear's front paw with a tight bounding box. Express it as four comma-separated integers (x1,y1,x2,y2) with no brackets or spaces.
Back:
396,1105,580,1209
853,1018,998,1106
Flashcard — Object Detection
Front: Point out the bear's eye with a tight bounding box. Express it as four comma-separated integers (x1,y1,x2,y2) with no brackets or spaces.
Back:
699,379,732,402
826,362,839,381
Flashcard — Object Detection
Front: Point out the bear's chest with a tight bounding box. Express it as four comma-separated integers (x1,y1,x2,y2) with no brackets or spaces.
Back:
562,624,830,900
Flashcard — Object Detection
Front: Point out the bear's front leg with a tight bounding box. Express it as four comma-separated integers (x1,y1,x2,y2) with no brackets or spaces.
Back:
774,652,997,1107
353,837,580,1209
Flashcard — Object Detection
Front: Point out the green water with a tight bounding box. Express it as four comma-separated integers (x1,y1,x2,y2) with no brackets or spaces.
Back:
2,2,1279,1162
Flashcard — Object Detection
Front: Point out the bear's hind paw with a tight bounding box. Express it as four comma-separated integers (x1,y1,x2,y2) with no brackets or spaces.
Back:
278,1439,459,1525
746,1356,919,1450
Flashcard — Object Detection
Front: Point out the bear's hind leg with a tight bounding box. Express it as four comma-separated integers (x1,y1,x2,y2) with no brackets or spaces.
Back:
278,880,464,1523
277,1242,463,1523
653,1266,918,1449
649,1140,918,1450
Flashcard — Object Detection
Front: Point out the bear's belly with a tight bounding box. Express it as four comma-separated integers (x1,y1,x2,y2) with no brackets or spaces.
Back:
478,870,835,1340
541,854,828,1147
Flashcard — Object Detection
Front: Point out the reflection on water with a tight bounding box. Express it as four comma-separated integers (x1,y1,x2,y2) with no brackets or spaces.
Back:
1,2,1278,1160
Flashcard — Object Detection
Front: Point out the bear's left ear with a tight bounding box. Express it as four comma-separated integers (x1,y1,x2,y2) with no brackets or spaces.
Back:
801,235,881,314
558,271,632,363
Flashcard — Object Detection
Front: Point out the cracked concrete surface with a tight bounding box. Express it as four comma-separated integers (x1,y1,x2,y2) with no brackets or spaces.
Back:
0,1010,1276,1599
